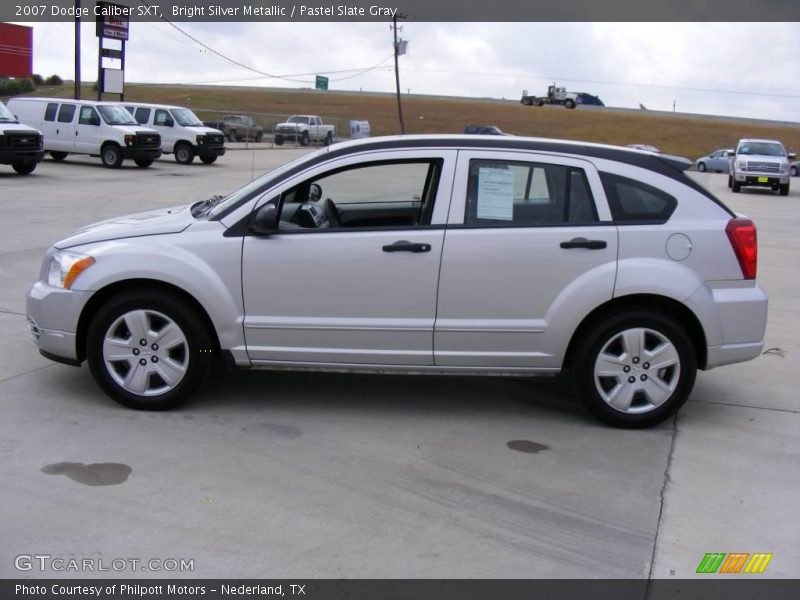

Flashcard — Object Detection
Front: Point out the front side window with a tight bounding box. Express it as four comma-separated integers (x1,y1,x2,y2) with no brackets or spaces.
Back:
134,107,151,125
277,160,441,231
600,173,677,223
57,104,76,123
154,109,172,126
465,159,598,226
78,106,99,125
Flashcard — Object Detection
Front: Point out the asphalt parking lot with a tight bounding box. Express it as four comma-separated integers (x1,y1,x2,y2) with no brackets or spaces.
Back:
0,149,797,579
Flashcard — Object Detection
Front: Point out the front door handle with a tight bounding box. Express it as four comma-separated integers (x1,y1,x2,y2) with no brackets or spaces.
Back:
560,237,607,250
382,240,432,253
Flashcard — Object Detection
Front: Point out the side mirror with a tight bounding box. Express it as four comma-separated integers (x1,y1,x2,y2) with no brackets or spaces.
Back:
165,118,174,127
249,201,279,235
788,152,796,160
726,150,736,157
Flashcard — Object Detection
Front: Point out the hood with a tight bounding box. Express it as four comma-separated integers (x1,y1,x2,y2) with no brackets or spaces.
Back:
54,204,194,249
114,126,158,136
277,122,302,129
187,126,223,135
1,123,39,133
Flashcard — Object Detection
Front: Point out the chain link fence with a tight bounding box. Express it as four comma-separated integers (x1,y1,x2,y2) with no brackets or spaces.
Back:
191,109,354,149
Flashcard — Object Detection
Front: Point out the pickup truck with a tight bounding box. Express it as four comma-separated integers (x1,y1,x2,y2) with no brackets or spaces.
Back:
202,115,264,142
729,138,794,196
274,115,335,146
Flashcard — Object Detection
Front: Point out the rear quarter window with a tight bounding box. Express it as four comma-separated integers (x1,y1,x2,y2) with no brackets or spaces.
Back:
600,172,677,224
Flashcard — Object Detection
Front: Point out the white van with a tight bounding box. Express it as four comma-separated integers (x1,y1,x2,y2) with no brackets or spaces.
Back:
7,97,162,168
122,102,226,165
0,100,45,175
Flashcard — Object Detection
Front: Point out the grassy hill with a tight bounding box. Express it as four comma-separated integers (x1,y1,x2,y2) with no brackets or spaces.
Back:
14,83,800,160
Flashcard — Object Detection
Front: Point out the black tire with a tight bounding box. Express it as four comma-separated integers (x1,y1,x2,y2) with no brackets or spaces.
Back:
572,310,697,428
521,98,532,106
300,131,310,147
732,180,741,193
174,143,195,165
564,99,576,109
532,99,544,107
86,290,214,411
200,155,217,165
274,135,284,146
790,166,797,177
697,162,707,172
779,184,790,196
101,143,123,168
728,174,733,188
134,158,153,168
227,129,238,143
323,132,333,146
49,151,68,161
12,162,37,175
255,130,263,143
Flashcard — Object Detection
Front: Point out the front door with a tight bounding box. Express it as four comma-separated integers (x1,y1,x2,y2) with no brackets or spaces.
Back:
435,150,618,369
241,151,456,366
74,106,102,154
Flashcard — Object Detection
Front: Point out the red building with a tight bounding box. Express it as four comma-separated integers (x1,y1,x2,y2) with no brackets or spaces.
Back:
0,23,33,78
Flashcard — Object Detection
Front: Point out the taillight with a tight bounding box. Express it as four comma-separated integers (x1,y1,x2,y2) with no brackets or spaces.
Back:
725,218,757,280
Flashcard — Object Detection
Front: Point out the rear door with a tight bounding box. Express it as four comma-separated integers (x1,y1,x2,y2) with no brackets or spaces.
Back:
38,102,60,150
435,150,617,369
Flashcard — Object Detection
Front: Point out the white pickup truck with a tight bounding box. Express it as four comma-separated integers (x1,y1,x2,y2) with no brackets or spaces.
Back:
274,115,335,146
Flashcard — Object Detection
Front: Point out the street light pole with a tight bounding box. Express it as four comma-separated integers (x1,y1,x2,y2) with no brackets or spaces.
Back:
392,14,407,135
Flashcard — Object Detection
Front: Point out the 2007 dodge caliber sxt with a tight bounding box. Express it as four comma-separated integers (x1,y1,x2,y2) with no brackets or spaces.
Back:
27,135,768,427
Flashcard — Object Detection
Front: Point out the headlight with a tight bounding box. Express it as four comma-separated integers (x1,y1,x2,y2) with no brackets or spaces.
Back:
780,163,788,174
47,251,95,289
196,134,206,144
736,160,747,172
124,134,135,146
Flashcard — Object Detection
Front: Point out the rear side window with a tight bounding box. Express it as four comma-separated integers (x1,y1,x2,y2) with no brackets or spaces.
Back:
44,103,58,121
465,159,598,226
600,173,677,223
57,104,76,123
134,107,151,125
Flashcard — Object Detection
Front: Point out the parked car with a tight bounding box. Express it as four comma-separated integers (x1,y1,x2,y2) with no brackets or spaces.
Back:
26,135,767,428
0,100,44,175
122,103,226,165
729,138,793,195
463,125,512,136
626,144,661,153
202,115,264,143
274,115,335,146
696,149,733,173
8,97,161,168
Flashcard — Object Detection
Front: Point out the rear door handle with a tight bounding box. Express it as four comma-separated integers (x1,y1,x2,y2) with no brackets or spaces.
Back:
382,240,432,253
560,237,607,250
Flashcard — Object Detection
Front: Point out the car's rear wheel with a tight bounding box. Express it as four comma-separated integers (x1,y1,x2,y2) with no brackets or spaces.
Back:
697,162,707,172
274,135,284,146
323,132,333,146
86,290,213,411
300,131,309,146
728,175,733,188
227,130,237,142
791,165,798,177
255,131,263,143
573,311,696,428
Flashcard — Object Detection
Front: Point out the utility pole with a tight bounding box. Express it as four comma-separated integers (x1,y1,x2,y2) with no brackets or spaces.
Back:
74,0,81,99
391,14,407,135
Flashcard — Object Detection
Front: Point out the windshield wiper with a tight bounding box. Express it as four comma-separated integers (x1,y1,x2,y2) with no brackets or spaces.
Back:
191,194,226,218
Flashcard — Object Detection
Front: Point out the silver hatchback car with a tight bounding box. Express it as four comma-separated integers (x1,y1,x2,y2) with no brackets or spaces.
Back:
27,136,768,427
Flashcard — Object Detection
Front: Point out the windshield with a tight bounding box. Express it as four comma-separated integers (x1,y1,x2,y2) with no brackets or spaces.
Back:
738,142,785,157
0,102,18,122
205,150,325,219
172,108,203,127
288,116,310,124
98,105,138,126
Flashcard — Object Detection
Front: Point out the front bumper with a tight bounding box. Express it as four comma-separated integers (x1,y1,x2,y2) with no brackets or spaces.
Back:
0,148,45,165
26,281,92,364
121,146,163,161
196,145,226,158
735,173,789,186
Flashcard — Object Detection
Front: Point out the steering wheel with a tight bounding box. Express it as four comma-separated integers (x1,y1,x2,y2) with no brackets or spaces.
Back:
325,198,342,228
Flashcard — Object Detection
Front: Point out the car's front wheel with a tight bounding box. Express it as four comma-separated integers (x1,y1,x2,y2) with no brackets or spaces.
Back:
573,311,696,428
86,290,214,410
697,162,707,172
